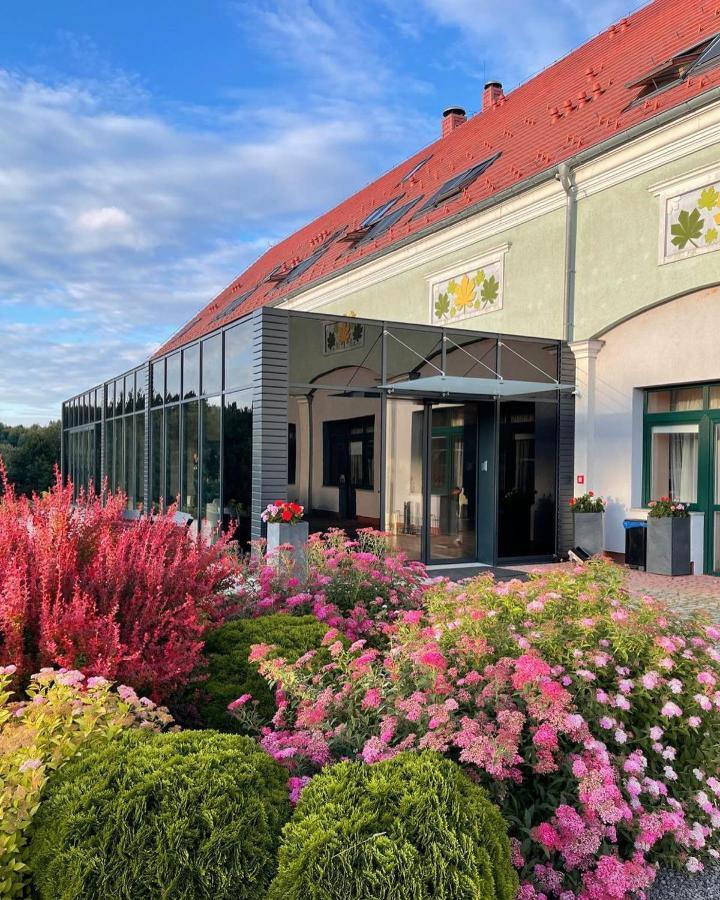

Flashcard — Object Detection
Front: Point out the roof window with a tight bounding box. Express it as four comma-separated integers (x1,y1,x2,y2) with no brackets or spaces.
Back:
400,156,431,184
627,33,720,104
413,152,501,217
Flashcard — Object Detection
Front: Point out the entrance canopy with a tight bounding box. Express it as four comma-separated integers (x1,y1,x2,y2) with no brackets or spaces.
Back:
380,375,575,397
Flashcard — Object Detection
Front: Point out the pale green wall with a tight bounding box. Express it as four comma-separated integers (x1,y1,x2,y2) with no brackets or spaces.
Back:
289,140,720,343
311,207,567,339
574,143,720,340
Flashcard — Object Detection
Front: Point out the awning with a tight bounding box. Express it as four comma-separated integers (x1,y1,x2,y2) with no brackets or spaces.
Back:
380,375,575,397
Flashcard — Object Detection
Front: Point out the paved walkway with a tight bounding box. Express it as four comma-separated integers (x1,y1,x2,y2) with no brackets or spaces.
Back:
512,562,720,622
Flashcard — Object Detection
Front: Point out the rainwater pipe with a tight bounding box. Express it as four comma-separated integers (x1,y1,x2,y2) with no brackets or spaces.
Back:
557,162,577,345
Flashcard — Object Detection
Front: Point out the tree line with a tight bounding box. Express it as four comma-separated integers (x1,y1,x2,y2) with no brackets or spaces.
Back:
0,420,61,496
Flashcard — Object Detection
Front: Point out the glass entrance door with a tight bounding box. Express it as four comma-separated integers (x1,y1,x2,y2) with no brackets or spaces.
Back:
384,399,481,564
429,403,478,561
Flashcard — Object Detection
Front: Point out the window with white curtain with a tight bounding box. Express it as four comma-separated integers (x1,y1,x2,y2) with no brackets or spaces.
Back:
650,423,699,502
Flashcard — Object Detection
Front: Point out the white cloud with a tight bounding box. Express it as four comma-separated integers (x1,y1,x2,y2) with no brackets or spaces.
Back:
0,59,428,425
383,0,636,87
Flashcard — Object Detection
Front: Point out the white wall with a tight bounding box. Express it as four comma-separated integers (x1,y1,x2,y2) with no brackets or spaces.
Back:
579,286,720,561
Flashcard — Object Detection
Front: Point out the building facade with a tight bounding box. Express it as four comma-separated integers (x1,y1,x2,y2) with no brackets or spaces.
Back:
64,0,720,570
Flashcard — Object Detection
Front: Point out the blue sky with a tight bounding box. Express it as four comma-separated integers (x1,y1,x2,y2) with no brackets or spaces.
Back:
0,0,636,424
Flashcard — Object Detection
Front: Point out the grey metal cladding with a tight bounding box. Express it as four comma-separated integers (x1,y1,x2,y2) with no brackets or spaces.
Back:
557,344,576,556
251,308,289,539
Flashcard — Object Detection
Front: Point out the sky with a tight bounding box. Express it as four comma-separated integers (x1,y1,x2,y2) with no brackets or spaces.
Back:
0,0,638,425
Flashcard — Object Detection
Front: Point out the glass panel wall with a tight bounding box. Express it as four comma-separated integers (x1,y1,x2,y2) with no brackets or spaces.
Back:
497,400,557,558
429,403,478,561
224,389,253,545
200,396,222,538
202,335,222,396
151,408,164,506
385,399,425,560
166,405,180,506
225,322,253,390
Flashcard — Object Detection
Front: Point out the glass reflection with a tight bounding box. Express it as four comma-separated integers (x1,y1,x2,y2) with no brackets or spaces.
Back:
165,405,180,506
385,399,424,560
201,397,222,538
224,322,253,390
181,401,199,518
224,390,253,546
202,335,222,396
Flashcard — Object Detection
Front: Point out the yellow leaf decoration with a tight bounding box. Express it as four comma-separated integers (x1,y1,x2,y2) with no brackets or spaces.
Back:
336,322,352,346
715,212,720,226
453,274,476,310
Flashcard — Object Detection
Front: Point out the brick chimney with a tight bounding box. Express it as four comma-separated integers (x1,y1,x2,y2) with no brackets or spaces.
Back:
442,106,467,137
483,81,504,110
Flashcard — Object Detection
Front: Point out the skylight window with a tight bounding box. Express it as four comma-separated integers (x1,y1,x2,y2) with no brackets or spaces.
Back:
353,196,423,245
627,33,720,104
212,288,255,323
400,156,431,184
413,152,501,217
360,196,403,229
279,229,343,286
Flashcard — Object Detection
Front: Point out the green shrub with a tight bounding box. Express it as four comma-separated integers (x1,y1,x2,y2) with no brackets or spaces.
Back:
201,615,329,732
29,730,290,900
267,751,518,900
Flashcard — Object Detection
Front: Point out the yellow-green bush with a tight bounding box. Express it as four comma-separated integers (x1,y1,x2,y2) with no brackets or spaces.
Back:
0,667,173,899
267,751,517,900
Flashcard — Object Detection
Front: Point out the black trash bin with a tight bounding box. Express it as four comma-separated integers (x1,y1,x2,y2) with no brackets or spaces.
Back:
624,519,647,570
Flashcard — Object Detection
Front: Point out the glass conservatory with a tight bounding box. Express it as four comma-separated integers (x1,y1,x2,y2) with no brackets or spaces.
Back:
62,309,575,565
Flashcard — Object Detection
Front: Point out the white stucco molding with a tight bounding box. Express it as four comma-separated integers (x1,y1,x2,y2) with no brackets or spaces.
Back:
569,339,605,362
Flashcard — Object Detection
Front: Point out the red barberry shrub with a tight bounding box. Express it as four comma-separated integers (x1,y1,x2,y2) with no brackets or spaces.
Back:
0,463,237,700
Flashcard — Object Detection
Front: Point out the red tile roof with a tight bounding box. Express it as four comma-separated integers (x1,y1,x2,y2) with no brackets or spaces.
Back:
156,0,720,357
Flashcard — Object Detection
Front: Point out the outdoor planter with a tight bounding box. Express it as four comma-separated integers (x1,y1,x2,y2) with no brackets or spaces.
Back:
573,512,604,556
646,516,691,576
263,501,308,574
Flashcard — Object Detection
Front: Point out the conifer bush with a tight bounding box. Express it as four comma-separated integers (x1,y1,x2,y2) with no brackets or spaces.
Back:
267,751,517,900
200,614,329,732
29,730,290,900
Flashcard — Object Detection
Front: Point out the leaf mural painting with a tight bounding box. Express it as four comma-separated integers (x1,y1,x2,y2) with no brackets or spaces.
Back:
670,208,704,249
430,257,504,324
664,178,720,260
324,320,365,354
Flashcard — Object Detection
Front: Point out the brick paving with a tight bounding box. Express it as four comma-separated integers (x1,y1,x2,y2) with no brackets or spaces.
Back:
510,562,720,623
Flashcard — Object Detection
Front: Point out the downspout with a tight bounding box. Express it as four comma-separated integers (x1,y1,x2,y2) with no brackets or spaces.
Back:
557,162,578,344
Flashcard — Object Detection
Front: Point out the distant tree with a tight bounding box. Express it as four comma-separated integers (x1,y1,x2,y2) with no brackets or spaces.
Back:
0,420,61,496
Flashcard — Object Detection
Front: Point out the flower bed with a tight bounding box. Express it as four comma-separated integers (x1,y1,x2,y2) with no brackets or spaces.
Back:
233,528,428,643
252,561,720,899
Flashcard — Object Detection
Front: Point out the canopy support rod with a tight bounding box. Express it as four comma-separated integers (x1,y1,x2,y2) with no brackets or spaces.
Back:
443,336,502,381
498,340,559,384
383,329,444,376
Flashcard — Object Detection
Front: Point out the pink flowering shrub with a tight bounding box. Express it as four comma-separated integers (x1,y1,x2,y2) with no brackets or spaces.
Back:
252,561,720,899
234,528,428,643
0,467,238,700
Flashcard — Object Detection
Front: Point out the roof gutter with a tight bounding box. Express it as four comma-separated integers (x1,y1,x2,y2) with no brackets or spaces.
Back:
275,85,720,310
